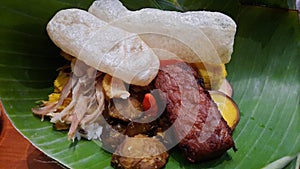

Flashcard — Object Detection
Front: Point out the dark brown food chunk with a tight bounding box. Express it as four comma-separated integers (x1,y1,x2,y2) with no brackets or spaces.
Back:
155,62,235,162
111,135,169,169
125,120,157,137
108,97,143,122
100,123,126,152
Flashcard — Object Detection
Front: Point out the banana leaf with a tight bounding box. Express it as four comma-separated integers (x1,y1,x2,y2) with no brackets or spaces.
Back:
0,0,299,168
239,0,296,9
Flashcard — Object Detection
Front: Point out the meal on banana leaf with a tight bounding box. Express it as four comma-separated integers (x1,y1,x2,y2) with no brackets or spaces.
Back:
32,0,240,168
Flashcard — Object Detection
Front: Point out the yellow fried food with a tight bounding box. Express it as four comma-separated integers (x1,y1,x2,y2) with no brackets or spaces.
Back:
191,63,227,90
47,69,71,111
53,70,70,93
209,91,240,130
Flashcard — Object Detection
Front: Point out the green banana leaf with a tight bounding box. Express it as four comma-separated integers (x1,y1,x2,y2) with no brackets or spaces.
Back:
0,0,299,168
239,0,296,9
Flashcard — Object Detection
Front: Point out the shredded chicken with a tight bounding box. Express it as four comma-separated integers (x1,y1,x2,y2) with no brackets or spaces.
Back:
32,59,105,140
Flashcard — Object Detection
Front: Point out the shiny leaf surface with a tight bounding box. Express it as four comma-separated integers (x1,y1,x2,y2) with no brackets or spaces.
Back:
0,0,299,168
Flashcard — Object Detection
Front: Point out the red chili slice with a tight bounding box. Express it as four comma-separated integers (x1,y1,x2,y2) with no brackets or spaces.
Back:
142,93,158,117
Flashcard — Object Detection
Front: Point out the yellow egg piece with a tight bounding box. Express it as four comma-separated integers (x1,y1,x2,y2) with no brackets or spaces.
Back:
191,63,227,90
54,70,70,92
209,91,240,130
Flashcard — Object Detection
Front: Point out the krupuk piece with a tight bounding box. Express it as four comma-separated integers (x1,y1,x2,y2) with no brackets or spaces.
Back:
89,0,236,64
47,9,159,86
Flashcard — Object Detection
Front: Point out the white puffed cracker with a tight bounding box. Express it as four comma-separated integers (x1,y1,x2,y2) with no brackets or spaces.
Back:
47,9,159,86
